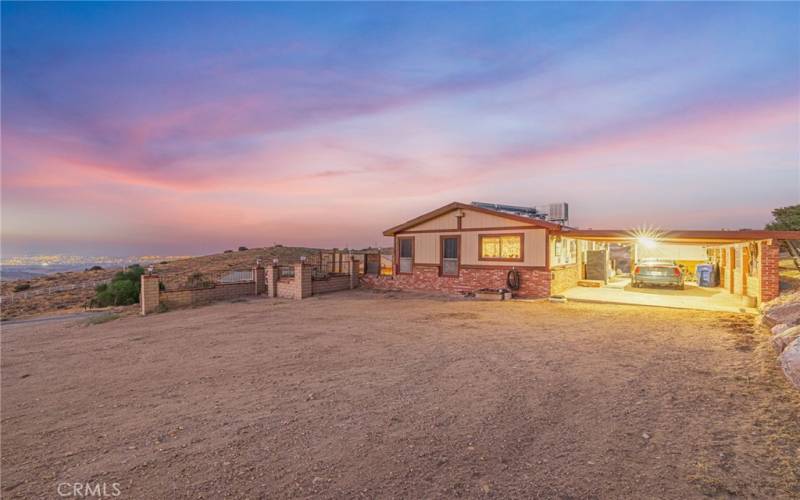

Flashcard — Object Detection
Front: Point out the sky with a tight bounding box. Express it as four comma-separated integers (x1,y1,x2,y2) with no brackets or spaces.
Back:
2,2,799,256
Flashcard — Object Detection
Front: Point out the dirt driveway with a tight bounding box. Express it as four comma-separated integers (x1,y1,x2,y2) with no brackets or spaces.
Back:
2,291,799,498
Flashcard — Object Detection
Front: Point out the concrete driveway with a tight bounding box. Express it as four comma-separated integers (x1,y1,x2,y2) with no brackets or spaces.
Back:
561,277,758,314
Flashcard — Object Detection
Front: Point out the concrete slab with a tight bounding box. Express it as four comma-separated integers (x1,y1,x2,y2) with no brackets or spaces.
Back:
561,278,757,314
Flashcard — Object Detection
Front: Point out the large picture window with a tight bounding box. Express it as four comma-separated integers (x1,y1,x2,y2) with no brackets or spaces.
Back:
479,234,523,261
440,236,460,276
398,237,414,274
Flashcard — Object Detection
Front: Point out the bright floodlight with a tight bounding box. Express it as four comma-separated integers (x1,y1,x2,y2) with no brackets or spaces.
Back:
638,236,657,248
628,225,663,249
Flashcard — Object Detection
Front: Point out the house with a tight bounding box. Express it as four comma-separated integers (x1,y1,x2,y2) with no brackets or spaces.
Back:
360,201,800,307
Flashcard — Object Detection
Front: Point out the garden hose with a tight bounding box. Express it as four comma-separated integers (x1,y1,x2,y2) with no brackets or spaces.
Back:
506,269,521,290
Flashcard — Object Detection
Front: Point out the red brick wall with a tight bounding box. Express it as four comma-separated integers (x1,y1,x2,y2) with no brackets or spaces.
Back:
360,264,550,298
760,240,780,302
312,274,351,295
160,282,254,309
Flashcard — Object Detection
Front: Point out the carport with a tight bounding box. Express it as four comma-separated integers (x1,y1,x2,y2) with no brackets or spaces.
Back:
555,229,792,313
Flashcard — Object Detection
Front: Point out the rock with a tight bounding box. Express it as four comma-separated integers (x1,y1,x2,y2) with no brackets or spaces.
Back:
641,432,651,440
780,338,800,390
772,326,800,354
771,323,790,336
763,302,800,327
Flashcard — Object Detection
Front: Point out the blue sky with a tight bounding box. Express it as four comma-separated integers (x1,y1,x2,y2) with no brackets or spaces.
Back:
2,2,798,255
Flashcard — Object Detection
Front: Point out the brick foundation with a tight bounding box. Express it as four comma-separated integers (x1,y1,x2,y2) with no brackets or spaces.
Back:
361,265,550,298
761,240,780,303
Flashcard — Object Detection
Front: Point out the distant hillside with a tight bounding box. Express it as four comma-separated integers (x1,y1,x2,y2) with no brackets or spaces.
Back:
0,246,323,320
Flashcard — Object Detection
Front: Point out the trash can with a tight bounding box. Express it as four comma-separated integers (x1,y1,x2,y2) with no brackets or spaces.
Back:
696,264,715,287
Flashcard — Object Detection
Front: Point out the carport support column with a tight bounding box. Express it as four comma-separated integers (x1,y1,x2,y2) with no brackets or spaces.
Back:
140,274,160,316
293,263,312,299
266,265,279,298
349,256,359,289
761,240,780,302
253,265,265,295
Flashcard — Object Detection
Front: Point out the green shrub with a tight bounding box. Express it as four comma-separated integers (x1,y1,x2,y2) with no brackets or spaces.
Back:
89,264,146,307
13,283,31,292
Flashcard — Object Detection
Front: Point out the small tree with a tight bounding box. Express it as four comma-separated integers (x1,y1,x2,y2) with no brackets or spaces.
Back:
90,264,145,307
766,205,800,231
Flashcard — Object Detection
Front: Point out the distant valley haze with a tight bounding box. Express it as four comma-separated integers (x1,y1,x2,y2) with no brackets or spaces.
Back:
2,2,798,257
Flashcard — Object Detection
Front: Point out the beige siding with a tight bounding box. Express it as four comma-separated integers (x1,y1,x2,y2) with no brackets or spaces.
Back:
414,233,439,264
412,212,458,231
405,228,547,267
461,208,527,229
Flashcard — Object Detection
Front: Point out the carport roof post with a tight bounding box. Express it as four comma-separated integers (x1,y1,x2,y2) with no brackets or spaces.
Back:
560,229,800,245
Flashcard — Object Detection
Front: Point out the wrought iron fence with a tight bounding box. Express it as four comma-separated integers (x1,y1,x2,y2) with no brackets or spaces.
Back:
161,269,255,291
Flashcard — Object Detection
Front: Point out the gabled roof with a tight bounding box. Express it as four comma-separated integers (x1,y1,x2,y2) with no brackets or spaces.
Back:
383,202,564,236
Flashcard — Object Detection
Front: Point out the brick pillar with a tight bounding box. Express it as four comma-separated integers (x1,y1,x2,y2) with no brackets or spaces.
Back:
349,256,359,289
266,265,279,298
140,275,161,315
293,263,312,299
253,266,265,295
761,240,780,303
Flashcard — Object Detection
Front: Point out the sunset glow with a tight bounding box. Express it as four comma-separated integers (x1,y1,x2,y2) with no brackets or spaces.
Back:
2,3,798,256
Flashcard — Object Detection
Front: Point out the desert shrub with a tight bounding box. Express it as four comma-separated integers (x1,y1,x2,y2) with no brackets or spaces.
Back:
159,261,168,264
13,283,31,292
87,265,104,271
89,264,145,307
238,246,248,251
223,250,233,254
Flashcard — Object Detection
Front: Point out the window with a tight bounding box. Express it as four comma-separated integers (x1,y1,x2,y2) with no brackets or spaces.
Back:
440,236,459,276
551,237,577,266
479,234,523,261
398,237,413,274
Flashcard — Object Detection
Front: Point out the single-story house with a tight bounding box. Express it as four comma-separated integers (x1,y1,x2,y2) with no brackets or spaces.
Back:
360,201,799,307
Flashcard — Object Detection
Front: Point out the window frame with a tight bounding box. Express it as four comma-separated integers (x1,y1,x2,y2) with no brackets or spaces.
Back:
478,233,524,262
396,236,415,275
439,235,461,277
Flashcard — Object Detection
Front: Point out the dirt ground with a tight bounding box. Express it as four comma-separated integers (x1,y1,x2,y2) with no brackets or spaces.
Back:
2,290,799,499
